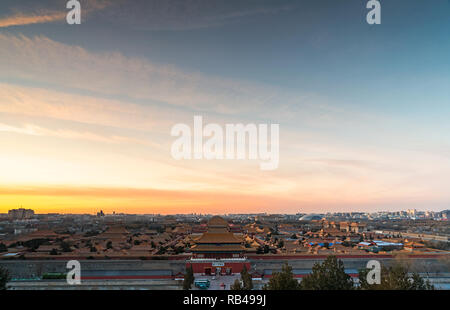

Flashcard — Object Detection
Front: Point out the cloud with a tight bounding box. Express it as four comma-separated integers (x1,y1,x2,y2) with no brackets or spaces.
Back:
305,158,379,170
0,0,114,28
0,11,66,28
0,122,155,146
0,0,295,30
93,0,296,31
0,82,176,132
0,33,284,115
0,33,356,127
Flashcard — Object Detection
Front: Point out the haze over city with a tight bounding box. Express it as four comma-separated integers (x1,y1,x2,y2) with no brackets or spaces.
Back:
1,0,450,214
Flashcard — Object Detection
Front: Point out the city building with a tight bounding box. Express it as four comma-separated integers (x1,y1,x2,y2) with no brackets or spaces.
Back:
8,208,35,220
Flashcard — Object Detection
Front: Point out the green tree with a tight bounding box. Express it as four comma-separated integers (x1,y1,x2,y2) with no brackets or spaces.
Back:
230,279,243,290
183,265,194,290
263,262,299,290
240,265,253,290
358,263,434,290
300,255,354,290
60,241,72,252
0,266,10,290
157,246,167,255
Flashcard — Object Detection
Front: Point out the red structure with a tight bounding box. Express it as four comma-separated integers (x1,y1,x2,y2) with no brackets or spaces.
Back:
187,216,250,275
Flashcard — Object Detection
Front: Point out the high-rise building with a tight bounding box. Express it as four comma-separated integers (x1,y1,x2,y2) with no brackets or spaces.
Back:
8,208,35,220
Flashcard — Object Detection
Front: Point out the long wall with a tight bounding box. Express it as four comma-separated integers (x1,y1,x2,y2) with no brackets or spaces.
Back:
249,255,450,274
1,255,448,289
0,259,186,280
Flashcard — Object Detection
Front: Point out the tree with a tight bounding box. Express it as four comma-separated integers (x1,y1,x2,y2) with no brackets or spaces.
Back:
257,245,270,254
157,246,167,255
230,279,243,290
174,246,185,254
263,262,299,290
60,241,72,252
49,248,58,255
358,263,434,290
240,265,253,290
0,266,11,290
300,255,354,290
183,265,194,290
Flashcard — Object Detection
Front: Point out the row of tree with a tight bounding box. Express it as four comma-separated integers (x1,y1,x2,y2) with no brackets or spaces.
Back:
262,256,434,290
180,256,435,291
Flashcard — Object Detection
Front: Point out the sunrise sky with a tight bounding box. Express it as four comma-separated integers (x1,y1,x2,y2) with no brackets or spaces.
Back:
0,0,449,214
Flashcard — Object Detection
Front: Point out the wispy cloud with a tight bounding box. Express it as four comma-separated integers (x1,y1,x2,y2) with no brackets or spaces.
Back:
93,0,296,31
0,122,155,146
0,33,340,125
0,82,175,131
0,0,114,28
0,0,293,30
0,11,66,28
0,33,280,115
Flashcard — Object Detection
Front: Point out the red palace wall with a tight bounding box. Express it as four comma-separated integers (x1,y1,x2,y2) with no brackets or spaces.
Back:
187,261,251,274
193,253,242,259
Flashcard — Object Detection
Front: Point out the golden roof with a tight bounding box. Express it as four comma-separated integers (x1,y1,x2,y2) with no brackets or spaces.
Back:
208,216,228,228
191,244,245,252
196,231,242,244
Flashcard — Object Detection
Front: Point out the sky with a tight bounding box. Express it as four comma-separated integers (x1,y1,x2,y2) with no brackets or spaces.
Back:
0,0,449,214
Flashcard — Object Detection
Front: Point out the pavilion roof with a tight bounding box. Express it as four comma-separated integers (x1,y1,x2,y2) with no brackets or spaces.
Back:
191,244,245,253
195,231,242,244
208,216,229,228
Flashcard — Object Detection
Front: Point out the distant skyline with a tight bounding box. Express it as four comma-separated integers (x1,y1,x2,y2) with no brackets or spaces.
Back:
1,0,450,214
2,206,447,216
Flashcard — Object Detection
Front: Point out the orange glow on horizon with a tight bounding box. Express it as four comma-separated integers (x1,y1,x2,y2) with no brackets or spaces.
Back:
0,184,299,215
0,184,434,215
